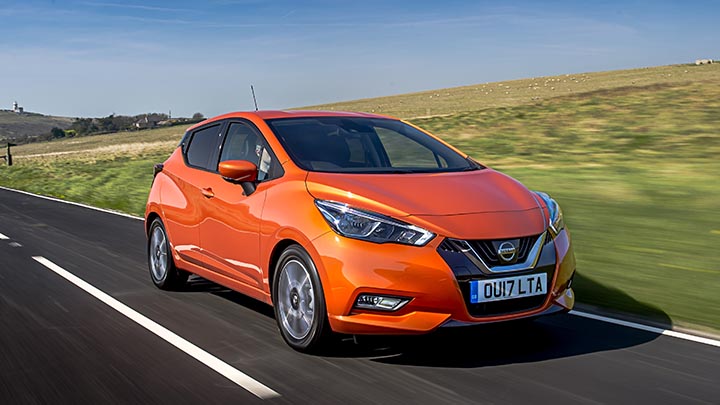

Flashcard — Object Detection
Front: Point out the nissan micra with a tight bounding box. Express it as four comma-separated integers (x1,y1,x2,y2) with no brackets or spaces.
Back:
145,110,576,352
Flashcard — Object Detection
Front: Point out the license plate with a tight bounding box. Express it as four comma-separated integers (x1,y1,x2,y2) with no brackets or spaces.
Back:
470,273,547,303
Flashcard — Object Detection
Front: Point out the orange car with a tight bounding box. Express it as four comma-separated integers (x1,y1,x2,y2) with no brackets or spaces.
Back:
145,111,576,352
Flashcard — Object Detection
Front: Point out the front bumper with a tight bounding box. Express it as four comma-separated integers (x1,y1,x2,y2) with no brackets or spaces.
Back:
312,228,576,335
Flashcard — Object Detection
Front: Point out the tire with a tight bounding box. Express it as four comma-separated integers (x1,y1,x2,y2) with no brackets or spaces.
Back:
147,218,188,290
272,244,331,352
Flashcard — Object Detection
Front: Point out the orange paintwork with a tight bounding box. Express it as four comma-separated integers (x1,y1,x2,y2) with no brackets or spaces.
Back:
305,170,546,239
146,110,576,335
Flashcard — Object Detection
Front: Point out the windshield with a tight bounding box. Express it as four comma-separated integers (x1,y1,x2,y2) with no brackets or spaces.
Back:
266,117,480,173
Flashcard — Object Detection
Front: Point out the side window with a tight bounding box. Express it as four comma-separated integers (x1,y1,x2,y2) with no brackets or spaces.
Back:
186,124,221,169
219,122,280,181
220,122,263,165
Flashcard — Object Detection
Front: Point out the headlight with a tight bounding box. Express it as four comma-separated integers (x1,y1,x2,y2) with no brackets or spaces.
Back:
314,200,435,246
534,191,565,236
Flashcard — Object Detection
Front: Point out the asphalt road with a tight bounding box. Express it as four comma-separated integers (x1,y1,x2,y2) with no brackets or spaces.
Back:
0,188,718,404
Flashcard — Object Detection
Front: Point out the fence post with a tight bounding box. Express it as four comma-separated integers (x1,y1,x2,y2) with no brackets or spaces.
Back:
6,143,15,166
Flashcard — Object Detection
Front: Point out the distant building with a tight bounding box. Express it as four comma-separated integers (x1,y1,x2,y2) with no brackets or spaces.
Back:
12,101,24,114
134,114,164,129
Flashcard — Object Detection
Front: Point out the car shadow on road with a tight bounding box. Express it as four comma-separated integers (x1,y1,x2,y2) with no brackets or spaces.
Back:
318,273,673,367
183,275,276,318
182,273,672,368
326,313,659,368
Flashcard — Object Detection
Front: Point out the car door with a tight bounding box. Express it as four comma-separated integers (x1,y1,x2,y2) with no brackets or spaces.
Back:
198,120,282,291
163,122,225,265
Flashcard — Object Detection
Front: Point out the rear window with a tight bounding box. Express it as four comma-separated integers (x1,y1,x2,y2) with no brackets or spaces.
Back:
266,117,478,174
186,124,221,169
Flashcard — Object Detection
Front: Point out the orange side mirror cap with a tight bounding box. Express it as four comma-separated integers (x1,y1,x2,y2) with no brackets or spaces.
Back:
218,160,258,183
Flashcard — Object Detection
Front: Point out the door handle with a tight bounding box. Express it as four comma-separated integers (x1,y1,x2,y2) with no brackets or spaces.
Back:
201,187,215,198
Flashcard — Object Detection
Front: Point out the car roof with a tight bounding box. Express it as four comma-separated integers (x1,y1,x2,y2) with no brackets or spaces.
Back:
186,110,394,132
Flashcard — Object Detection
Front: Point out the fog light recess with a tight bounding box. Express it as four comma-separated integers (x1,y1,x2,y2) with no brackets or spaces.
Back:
355,294,410,311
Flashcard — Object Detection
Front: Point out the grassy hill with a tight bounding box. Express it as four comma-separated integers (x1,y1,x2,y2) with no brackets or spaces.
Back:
0,110,73,143
1,62,719,334
302,63,720,119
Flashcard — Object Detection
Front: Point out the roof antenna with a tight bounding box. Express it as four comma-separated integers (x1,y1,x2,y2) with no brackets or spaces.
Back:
250,85,259,111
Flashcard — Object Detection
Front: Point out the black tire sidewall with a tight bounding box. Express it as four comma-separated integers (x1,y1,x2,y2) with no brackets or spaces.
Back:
272,245,328,351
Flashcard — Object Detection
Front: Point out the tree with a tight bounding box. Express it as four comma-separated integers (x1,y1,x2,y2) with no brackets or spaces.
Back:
71,118,98,136
192,112,205,121
50,127,66,139
98,114,118,132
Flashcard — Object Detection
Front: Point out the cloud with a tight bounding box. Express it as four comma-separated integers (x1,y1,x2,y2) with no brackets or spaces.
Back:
80,2,193,13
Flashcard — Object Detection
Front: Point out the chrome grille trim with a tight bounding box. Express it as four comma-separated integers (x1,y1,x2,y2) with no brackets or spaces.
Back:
440,232,547,274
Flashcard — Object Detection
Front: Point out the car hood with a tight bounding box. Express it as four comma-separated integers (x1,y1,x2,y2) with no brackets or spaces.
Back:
305,169,547,239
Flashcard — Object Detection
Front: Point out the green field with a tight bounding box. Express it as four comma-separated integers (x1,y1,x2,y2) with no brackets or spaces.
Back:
1,63,719,333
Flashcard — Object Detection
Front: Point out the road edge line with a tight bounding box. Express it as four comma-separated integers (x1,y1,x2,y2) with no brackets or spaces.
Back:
570,310,720,348
0,186,143,221
31,255,281,399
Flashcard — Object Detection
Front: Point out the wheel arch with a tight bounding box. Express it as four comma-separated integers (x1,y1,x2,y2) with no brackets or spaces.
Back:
145,211,162,236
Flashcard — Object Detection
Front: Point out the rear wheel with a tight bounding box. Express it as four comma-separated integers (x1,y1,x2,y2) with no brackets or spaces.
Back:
148,218,188,290
272,245,331,352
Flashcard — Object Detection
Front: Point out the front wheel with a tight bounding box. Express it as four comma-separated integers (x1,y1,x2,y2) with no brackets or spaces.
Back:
272,245,331,352
147,218,188,290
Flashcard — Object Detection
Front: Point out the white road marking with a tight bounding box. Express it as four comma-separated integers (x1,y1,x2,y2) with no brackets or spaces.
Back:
570,310,720,348
0,186,143,221
8,242,22,248
0,232,9,239
2,186,718,349
31,256,281,399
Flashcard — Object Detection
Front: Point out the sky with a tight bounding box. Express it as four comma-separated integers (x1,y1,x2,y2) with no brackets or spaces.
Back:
0,0,718,118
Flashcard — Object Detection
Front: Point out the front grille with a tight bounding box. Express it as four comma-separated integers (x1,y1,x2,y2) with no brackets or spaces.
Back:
437,235,557,318
472,236,535,265
438,239,465,253
439,234,540,266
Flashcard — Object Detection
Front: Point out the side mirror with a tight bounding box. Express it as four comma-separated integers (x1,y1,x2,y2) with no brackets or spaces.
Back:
218,160,258,182
219,160,258,195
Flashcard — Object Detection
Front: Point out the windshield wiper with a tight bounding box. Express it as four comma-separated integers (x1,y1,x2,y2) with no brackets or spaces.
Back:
384,169,416,174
